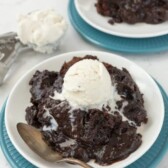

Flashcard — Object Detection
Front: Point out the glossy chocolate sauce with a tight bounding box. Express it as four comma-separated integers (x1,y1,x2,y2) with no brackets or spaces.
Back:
95,0,168,24
26,56,147,165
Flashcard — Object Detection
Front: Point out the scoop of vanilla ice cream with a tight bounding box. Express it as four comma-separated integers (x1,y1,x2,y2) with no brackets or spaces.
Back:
62,59,113,108
17,9,67,53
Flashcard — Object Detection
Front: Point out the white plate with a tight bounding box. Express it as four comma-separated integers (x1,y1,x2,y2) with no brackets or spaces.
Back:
75,0,168,38
5,51,164,168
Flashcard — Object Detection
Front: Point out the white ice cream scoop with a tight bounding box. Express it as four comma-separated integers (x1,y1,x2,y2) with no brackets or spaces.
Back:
62,59,114,109
0,9,67,85
18,9,68,54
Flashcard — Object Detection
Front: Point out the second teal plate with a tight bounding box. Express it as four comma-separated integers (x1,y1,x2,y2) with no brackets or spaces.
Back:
68,0,168,54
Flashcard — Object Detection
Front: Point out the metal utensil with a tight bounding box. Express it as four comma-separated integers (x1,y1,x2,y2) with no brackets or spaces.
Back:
0,32,28,85
17,123,93,168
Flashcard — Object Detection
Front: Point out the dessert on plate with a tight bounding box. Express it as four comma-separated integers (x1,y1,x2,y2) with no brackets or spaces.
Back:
25,55,148,165
95,0,168,24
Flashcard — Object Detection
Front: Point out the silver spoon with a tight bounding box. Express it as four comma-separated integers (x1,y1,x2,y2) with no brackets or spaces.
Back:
0,32,29,85
17,123,93,168
0,31,60,85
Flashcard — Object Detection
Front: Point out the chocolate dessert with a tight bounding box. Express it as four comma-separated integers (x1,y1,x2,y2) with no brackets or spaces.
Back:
95,0,168,24
25,56,148,165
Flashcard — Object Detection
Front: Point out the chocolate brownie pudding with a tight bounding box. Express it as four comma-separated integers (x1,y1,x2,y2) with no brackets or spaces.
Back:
26,56,148,165
95,0,168,24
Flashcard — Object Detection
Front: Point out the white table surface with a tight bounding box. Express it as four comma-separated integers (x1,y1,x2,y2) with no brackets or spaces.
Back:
0,0,168,168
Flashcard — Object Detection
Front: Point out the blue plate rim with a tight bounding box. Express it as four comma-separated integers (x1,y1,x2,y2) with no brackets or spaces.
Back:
0,101,18,168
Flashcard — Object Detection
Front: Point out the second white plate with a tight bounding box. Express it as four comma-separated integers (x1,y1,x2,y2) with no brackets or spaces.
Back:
75,0,168,38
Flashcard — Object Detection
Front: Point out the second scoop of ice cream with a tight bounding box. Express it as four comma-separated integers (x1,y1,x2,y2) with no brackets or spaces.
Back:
18,9,67,53
62,59,113,108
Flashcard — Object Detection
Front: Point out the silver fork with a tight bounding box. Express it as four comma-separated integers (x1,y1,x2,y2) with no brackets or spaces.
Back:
0,32,28,85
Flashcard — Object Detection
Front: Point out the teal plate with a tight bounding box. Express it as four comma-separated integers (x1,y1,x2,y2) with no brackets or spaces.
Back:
68,0,168,54
0,82,168,168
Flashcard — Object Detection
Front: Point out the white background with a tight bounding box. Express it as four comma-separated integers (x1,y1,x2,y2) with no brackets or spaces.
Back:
0,0,167,168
